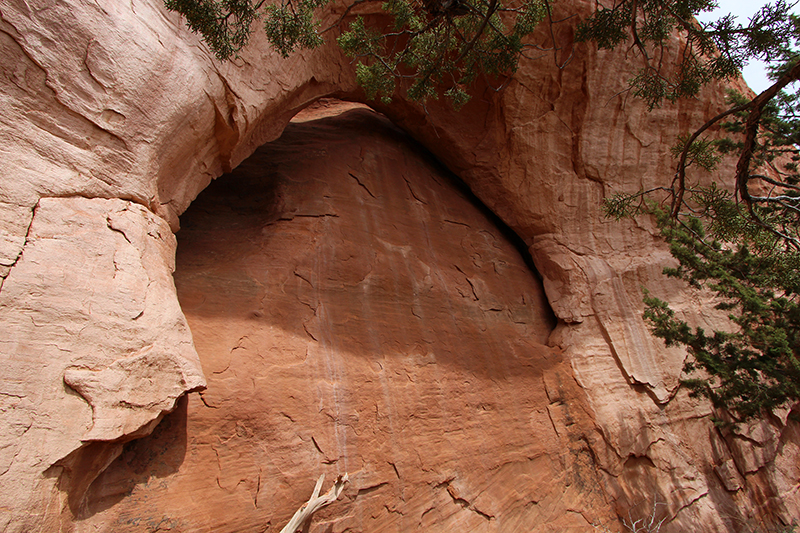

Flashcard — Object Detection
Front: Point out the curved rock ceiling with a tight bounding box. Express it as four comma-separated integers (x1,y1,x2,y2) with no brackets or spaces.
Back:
79,104,608,531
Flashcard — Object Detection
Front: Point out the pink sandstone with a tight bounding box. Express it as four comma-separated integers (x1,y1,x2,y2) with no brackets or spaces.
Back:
0,0,797,530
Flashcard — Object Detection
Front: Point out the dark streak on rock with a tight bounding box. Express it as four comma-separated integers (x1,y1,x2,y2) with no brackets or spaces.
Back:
349,172,377,198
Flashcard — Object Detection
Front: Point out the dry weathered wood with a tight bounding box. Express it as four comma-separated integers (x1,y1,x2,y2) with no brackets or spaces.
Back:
279,473,349,533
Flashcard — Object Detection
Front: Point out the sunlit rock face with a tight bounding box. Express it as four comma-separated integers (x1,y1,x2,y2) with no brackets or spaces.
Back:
1,0,799,530
79,105,612,532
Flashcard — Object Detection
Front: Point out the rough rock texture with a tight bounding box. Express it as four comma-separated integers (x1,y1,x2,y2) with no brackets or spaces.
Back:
79,107,612,532
0,0,798,530
0,197,205,531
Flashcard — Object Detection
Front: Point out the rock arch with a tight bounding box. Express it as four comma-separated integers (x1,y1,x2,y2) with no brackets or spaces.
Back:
0,0,797,530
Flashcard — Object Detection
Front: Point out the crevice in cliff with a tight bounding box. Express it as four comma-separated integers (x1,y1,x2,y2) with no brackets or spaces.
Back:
666,491,708,527
349,172,377,198
403,176,428,204
438,479,494,521
0,201,36,293
303,322,319,341
357,481,389,496
266,213,340,225
454,265,479,301
199,392,218,408
593,314,667,406
389,461,401,480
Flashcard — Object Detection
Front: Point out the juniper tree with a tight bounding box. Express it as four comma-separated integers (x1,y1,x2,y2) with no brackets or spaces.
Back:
593,0,800,421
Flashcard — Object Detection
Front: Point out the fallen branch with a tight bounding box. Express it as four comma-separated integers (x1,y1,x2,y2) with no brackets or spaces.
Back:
279,473,349,533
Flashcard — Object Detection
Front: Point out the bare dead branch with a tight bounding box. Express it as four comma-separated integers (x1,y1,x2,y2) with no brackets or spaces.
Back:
279,473,349,533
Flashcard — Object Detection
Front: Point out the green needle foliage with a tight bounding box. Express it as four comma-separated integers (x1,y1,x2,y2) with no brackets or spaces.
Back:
165,0,326,59
591,0,800,420
337,0,546,106
165,0,264,60
263,0,327,57
165,0,546,105
577,0,800,109
640,205,800,421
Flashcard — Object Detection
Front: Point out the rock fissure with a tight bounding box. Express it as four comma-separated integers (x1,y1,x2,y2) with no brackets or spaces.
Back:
0,203,36,291
199,393,218,409
667,491,709,525
441,480,494,521
106,215,133,245
443,218,470,227
403,176,428,204
349,172,377,198
268,213,340,225
592,312,671,407
454,265,479,301
303,322,319,342
357,482,389,496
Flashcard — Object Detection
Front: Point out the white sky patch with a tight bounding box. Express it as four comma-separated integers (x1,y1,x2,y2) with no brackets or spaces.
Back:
696,0,799,93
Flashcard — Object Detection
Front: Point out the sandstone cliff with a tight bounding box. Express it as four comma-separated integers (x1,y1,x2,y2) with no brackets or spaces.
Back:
0,0,797,531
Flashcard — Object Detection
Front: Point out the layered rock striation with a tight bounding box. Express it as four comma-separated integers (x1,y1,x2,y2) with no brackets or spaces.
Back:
0,0,797,530
80,105,610,532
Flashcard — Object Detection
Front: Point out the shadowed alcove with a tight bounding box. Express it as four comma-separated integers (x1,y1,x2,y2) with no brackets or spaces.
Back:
81,100,607,532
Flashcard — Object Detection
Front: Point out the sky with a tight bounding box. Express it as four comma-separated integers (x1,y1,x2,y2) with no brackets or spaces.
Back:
695,0,798,93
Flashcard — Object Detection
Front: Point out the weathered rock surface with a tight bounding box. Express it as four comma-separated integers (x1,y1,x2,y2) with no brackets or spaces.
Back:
0,0,797,530
0,197,205,530
78,106,613,532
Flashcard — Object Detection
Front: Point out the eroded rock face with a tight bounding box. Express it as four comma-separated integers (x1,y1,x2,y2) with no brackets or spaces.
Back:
77,106,613,532
0,0,798,530
0,197,204,530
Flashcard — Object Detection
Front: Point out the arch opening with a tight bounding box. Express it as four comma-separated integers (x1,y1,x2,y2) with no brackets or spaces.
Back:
74,100,606,532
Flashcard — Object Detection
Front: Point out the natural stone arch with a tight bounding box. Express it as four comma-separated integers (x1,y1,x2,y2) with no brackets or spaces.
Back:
76,99,612,531
0,0,798,530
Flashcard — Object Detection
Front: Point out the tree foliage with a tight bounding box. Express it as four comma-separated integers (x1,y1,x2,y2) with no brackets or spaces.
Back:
637,205,800,420
164,0,549,106
598,0,800,420
577,0,800,108
165,0,326,58
335,0,546,105
591,0,800,240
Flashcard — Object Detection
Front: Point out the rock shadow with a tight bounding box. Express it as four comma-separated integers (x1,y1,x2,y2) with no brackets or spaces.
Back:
81,104,598,532
80,395,189,520
174,105,557,377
